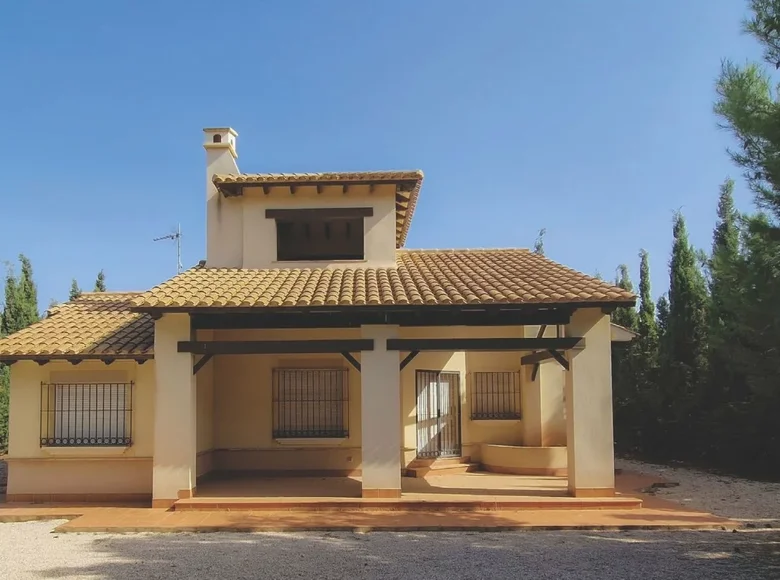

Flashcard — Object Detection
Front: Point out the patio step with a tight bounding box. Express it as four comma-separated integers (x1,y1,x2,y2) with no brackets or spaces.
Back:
172,496,643,512
405,458,479,478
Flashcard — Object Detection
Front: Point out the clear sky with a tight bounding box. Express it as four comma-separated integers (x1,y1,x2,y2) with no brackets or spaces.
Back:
0,0,762,308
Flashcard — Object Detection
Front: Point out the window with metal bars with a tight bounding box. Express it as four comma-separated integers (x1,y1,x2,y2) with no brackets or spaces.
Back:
470,372,521,420
272,369,349,438
40,382,133,446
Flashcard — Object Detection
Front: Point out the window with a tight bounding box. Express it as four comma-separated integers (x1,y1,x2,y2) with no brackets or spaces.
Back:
470,372,521,420
267,207,372,261
40,382,133,446
276,218,364,261
272,369,349,438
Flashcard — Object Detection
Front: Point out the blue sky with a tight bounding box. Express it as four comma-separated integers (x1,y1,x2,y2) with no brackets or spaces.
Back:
0,0,761,308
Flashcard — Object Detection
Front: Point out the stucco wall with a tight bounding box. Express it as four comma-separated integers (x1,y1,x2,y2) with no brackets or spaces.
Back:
210,328,363,474
6,359,155,499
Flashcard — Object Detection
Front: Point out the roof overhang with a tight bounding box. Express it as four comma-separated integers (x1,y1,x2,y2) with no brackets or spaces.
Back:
610,323,638,343
211,170,424,248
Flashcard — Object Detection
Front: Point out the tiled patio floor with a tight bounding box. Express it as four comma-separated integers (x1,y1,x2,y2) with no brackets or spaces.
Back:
0,470,738,532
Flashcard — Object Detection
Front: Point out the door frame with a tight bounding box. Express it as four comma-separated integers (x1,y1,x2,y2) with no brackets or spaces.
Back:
414,369,462,459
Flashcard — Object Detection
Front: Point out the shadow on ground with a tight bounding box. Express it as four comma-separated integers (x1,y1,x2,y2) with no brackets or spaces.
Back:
35,529,780,580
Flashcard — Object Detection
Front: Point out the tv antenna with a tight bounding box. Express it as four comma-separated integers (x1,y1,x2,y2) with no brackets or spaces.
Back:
153,223,183,274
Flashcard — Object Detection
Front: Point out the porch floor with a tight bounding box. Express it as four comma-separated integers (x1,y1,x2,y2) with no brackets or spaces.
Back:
178,472,641,510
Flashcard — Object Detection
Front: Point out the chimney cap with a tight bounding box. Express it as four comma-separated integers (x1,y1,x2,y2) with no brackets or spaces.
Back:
203,127,238,136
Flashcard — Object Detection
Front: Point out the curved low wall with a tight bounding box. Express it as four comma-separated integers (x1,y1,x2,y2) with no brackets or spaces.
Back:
481,444,567,476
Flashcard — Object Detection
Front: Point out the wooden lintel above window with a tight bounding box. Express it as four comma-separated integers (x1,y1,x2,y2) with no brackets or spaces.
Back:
178,339,374,355
265,207,374,220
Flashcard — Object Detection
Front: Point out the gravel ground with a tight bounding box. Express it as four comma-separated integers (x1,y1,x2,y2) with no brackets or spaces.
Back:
616,458,780,527
0,521,778,579
1,459,779,578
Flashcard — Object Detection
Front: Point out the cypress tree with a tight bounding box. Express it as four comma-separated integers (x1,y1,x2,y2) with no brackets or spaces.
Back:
69,279,82,301
612,265,638,330
94,270,106,292
637,249,658,349
533,228,546,255
663,213,709,451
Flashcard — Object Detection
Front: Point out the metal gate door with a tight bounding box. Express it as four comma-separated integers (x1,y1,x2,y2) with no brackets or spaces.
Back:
415,370,461,458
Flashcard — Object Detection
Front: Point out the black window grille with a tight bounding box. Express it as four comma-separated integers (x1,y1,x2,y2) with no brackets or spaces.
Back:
40,382,133,447
272,369,349,438
470,372,521,420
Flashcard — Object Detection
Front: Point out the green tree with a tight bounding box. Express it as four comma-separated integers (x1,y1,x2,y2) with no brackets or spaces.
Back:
715,0,780,237
93,270,106,292
637,249,658,351
612,264,638,330
69,279,82,301
533,228,546,255
0,255,40,449
661,213,710,451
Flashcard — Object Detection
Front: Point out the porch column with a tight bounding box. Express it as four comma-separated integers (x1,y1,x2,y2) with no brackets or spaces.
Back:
152,313,197,508
565,309,615,497
360,325,401,498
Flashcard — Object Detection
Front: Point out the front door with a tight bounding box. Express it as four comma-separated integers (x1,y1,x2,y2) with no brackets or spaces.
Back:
415,370,462,458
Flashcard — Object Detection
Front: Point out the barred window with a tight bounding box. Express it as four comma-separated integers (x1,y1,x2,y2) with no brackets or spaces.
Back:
40,382,133,446
272,369,349,438
470,372,521,420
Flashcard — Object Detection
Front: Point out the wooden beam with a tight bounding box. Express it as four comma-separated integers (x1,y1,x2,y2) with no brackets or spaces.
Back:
340,352,361,372
178,339,374,355
101,358,115,365
531,363,540,382
399,350,420,371
521,351,556,365
193,354,213,375
341,185,348,194
262,185,271,195
536,324,547,339
386,337,584,352
549,350,569,371
34,359,48,366
265,207,373,220
135,358,149,365
69,359,82,365
316,184,324,194
290,185,298,194
189,307,572,330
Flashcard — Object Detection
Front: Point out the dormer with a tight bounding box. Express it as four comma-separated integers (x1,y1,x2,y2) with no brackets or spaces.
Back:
204,128,423,269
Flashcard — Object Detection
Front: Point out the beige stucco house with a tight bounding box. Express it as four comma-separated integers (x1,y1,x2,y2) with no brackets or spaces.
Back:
0,127,634,507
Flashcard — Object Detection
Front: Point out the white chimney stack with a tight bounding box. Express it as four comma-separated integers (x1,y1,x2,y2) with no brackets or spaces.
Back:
203,127,238,159
204,126,242,267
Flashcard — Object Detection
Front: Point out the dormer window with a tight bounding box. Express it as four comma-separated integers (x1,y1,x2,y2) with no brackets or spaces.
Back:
267,207,372,261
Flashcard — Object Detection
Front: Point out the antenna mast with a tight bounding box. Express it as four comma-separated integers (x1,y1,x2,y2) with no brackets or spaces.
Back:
153,223,183,274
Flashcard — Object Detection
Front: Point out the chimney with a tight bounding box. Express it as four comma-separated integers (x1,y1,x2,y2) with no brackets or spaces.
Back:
204,127,242,267
203,127,238,159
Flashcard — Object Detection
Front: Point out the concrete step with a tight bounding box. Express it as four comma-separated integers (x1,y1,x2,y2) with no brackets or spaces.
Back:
173,495,643,512
405,462,480,478
407,456,471,469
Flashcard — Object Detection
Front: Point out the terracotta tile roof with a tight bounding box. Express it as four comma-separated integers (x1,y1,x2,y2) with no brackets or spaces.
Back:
132,249,635,310
0,292,154,360
211,170,423,248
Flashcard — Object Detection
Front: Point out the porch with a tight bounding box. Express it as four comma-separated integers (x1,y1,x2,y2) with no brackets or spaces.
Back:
150,305,617,506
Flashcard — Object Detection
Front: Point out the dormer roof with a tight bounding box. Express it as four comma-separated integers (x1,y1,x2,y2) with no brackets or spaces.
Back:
212,170,423,248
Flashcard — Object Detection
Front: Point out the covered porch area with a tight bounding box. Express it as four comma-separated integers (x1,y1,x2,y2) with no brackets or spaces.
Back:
149,303,618,507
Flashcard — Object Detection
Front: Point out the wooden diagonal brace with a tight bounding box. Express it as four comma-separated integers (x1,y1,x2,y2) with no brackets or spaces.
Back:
193,353,213,375
341,352,361,372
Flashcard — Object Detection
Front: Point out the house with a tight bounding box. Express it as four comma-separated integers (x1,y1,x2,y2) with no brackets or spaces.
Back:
0,127,635,507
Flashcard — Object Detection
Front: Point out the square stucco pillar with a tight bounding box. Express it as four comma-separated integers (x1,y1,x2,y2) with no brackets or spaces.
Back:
360,325,401,498
565,309,615,497
152,313,197,508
